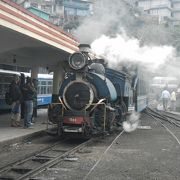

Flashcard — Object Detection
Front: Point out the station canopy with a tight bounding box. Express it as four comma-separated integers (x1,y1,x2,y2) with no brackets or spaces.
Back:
0,0,79,70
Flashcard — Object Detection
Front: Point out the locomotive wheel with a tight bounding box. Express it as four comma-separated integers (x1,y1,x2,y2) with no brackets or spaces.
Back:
116,102,127,126
121,101,127,121
48,104,62,124
106,110,116,132
83,123,92,139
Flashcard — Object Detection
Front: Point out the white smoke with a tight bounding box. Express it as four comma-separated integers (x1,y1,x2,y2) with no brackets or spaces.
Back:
91,34,175,70
122,111,140,133
73,0,128,43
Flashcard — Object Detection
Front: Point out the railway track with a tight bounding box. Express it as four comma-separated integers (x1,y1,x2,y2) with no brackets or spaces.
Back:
28,130,125,180
0,138,92,180
146,108,180,127
145,107,180,146
0,130,125,180
161,111,180,122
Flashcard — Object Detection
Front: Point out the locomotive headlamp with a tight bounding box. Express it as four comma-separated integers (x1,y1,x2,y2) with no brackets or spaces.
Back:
68,52,87,70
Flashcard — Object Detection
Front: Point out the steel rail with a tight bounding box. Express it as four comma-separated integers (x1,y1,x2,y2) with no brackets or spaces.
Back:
0,139,62,174
146,108,180,128
21,138,93,180
161,111,180,122
0,138,92,180
83,130,125,180
145,108,180,146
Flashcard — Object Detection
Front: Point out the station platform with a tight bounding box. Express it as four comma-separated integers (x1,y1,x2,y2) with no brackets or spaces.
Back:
0,109,50,147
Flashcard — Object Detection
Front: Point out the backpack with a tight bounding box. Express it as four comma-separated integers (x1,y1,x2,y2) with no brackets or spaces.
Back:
5,91,13,105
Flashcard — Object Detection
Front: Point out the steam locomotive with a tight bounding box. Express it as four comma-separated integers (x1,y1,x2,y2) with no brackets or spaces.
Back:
48,44,147,138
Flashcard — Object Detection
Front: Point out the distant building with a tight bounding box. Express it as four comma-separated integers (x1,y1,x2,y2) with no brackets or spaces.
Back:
14,0,93,31
172,0,180,26
26,6,50,21
58,0,93,31
125,0,180,26
137,0,172,24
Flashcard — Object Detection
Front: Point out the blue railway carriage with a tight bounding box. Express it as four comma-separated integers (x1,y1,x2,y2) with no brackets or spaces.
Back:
136,74,148,112
105,68,134,112
0,69,53,110
0,70,19,110
37,74,53,106
105,68,147,112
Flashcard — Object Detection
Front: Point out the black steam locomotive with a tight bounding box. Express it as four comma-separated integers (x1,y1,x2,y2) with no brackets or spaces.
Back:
48,44,146,138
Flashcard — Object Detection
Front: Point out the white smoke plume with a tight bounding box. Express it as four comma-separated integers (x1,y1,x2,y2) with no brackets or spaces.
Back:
122,111,140,133
73,0,135,44
91,34,176,70
73,0,177,75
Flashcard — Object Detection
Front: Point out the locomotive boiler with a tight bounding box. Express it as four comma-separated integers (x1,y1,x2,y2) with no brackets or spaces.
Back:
48,44,136,138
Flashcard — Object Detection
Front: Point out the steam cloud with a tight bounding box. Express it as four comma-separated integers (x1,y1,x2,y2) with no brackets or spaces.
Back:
123,111,140,133
91,34,175,70
74,0,132,43
73,0,177,74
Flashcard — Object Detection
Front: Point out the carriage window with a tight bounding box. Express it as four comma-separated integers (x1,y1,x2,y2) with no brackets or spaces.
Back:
47,86,52,94
41,86,46,94
3,75,14,84
48,81,52,85
37,86,41,94
41,81,47,85
37,79,52,94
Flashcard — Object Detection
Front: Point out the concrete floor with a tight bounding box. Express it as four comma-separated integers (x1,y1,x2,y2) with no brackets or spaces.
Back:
0,109,50,146
86,113,180,180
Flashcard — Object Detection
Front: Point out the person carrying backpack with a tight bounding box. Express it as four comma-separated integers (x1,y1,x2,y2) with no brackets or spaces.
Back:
22,77,36,128
9,75,22,127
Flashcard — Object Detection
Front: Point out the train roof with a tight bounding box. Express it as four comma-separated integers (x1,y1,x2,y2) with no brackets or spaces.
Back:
105,68,131,79
0,69,20,75
37,74,53,79
0,69,53,79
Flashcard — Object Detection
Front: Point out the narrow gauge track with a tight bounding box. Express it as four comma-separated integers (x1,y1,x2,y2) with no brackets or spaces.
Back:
30,130,125,180
161,111,180,123
146,108,180,128
0,138,92,180
83,130,124,180
145,107,180,146
0,139,61,173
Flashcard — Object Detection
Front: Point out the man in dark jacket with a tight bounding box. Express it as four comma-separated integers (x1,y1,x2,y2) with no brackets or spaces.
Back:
10,75,22,127
20,73,26,119
23,77,36,128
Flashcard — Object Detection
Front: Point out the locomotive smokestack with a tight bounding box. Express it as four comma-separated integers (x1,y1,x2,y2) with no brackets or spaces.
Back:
78,44,91,53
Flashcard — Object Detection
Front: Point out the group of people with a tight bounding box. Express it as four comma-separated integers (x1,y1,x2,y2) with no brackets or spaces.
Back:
161,88,176,111
9,74,37,128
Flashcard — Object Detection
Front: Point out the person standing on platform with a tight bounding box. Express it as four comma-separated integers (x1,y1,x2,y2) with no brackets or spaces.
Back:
32,78,38,123
20,73,26,119
161,88,171,111
23,77,36,128
9,75,22,127
170,90,176,111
